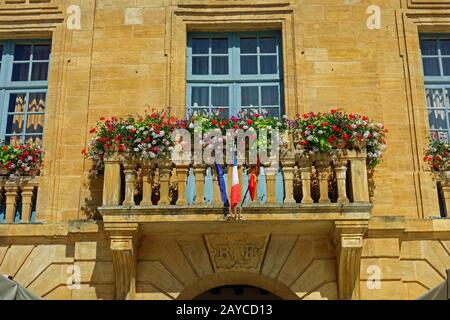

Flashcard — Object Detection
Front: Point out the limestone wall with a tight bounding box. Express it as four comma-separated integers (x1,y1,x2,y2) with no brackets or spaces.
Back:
0,0,445,222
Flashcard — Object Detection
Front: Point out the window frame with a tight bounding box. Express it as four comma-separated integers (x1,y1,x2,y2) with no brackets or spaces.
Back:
186,31,283,117
0,39,50,144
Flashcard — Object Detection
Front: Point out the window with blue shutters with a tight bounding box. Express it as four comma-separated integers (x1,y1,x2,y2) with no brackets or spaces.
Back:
420,34,450,141
186,31,283,118
0,40,50,145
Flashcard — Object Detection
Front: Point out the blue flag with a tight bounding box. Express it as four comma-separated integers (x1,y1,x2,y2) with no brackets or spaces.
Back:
214,162,230,208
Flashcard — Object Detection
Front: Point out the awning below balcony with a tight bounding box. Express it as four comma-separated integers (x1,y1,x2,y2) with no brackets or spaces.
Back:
0,274,42,300
417,269,450,300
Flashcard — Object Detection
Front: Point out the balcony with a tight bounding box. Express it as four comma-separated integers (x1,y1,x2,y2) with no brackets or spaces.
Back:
98,148,372,224
0,175,40,224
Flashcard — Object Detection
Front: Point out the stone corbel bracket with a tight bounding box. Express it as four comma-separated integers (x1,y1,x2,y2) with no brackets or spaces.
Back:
104,222,139,300
333,220,369,300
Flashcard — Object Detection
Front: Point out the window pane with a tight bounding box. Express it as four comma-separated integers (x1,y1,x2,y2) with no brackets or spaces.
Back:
212,38,228,54
260,37,277,53
442,58,450,76
14,45,31,61
192,38,209,54
212,56,228,75
212,108,229,118
8,93,26,112
192,56,209,75
5,136,24,145
241,86,259,106
423,58,440,76
0,45,3,61
12,63,30,81
240,56,257,75
6,114,24,134
26,114,45,134
191,87,209,107
211,87,229,107
33,45,51,60
420,39,438,55
14,45,31,62
31,62,49,81
25,135,43,145
260,55,277,74
28,92,46,112
428,109,447,130
264,107,280,118
261,86,279,106
240,38,257,54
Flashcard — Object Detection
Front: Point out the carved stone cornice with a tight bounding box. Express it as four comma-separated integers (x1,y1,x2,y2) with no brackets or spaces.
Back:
332,220,369,300
104,222,139,300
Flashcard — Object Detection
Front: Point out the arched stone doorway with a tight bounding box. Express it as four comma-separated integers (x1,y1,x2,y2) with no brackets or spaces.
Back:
177,271,299,300
194,285,283,300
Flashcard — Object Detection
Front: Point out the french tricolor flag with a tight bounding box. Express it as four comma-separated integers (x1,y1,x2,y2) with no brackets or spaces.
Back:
230,152,241,209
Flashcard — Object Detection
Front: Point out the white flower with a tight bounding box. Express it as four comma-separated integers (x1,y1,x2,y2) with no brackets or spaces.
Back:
189,123,194,129
134,148,139,152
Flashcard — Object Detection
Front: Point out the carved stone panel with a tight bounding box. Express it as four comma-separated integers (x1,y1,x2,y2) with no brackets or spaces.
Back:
205,234,269,272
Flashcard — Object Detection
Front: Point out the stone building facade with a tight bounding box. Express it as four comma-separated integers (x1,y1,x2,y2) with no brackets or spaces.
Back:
0,0,449,300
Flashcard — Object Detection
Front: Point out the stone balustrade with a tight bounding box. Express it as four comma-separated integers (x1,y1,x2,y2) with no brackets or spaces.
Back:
100,149,370,210
0,176,40,223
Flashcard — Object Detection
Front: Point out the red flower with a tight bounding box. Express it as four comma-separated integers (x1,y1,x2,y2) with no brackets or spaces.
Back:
343,133,349,141
362,116,369,121
300,140,308,145
211,120,217,125
332,125,339,132
330,109,337,114
247,119,253,126
151,113,157,119
302,113,308,119
152,146,159,153
119,145,126,152
99,117,105,121
321,122,329,127
81,148,87,156
231,116,238,123
234,124,239,129
90,127,97,133
144,137,151,143
307,125,315,130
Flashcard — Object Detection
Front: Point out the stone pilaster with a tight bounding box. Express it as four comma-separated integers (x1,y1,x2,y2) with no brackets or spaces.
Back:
333,220,369,300
104,223,139,300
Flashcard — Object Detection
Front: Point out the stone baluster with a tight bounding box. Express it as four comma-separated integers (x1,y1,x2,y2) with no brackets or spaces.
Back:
5,182,19,223
102,156,122,207
212,165,222,205
158,158,173,205
175,163,190,205
298,158,314,204
315,158,331,203
344,150,369,203
265,163,278,204
21,181,36,223
140,161,154,206
334,159,349,204
122,160,136,207
194,164,205,205
281,130,296,204
281,158,296,204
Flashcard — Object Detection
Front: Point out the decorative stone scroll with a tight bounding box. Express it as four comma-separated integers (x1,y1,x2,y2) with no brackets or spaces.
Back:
333,220,369,300
104,222,139,300
205,234,269,272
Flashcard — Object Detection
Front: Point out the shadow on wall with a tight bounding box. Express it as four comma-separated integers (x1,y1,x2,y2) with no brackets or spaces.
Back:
81,176,103,220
